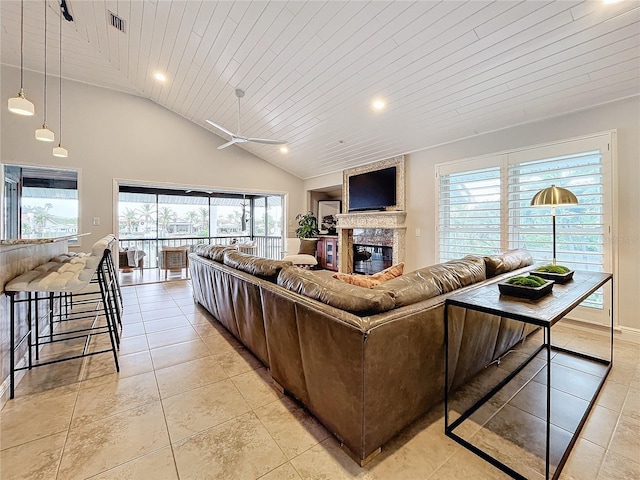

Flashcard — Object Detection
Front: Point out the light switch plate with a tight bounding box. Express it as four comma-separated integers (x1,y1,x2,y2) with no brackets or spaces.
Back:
93,217,100,226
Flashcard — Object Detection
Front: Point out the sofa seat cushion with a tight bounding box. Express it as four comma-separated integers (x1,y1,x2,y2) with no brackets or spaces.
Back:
278,267,395,315
223,250,292,281
484,249,533,277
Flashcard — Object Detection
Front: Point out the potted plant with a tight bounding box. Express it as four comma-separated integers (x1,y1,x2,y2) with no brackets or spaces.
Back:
295,211,319,238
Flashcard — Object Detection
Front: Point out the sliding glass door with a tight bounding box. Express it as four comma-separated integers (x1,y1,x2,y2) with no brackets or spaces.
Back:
117,185,284,266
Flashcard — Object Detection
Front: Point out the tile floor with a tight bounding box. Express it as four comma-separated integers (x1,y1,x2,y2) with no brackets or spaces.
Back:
1,280,638,479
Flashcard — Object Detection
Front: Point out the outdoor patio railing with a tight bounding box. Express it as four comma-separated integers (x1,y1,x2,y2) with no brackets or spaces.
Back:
118,235,283,269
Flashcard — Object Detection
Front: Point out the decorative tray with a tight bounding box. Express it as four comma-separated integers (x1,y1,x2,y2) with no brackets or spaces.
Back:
531,269,574,284
498,276,554,300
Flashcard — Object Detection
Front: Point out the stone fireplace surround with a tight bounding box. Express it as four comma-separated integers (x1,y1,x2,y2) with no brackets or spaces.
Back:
337,155,406,274
337,211,407,273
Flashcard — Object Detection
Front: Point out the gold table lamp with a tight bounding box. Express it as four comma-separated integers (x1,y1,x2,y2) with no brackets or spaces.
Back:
530,185,578,265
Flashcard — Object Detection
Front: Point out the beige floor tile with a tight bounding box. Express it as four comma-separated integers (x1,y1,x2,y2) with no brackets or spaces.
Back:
0,431,66,480
119,322,145,338
173,295,198,306
365,409,462,480
141,307,185,322
86,446,178,479
560,438,605,480
173,411,287,479
607,360,637,387
135,286,168,297
150,338,212,370
139,300,178,313
162,378,251,442
74,350,139,382
137,294,175,305
597,449,640,480
11,357,85,397
144,315,192,333
72,371,160,427
155,355,228,399
621,385,640,421
120,312,142,324
255,397,330,459
597,379,629,412
466,404,571,479
258,462,302,480
289,438,368,480
214,345,264,377
581,404,619,448
146,325,200,350
430,445,512,479
178,303,200,315
185,310,218,327
0,385,77,450
58,401,170,480
607,413,639,462
118,334,149,356
231,367,284,409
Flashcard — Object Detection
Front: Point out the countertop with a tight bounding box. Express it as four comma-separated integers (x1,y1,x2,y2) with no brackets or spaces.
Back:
0,233,90,248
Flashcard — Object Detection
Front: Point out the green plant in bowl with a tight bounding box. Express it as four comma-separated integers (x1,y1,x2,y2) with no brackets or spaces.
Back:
536,264,570,274
506,275,547,287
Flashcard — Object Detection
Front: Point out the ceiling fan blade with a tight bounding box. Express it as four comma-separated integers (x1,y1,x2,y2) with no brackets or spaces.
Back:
217,138,240,150
206,119,235,137
246,138,288,145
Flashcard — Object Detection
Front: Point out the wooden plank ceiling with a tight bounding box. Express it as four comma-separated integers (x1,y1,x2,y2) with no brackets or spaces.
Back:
1,0,639,179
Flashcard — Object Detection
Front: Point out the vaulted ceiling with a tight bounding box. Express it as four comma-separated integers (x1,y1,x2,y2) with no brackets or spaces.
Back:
2,1,639,179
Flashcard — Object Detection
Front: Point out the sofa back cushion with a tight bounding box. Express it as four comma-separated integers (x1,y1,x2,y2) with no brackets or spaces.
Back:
223,251,292,281
484,249,533,277
194,244,237,262
374,256,485,307
278,267,395,315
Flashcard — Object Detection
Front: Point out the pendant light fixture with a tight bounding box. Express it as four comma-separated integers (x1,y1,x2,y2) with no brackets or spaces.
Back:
36,0,54,141
8,0,35,116
53,4,68,158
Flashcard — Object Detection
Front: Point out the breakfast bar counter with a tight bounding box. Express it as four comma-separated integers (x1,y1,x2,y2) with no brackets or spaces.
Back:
0,234,85,405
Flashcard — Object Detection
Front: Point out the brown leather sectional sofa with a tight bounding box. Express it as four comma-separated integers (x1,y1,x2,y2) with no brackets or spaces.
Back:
189,246,535,464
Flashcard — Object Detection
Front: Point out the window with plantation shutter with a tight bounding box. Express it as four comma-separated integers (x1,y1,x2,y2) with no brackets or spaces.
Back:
436,133,612,325
438,165,501,262
508,150,606,309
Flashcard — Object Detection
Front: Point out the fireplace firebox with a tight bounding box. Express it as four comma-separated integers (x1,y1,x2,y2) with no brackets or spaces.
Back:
353,244,393,275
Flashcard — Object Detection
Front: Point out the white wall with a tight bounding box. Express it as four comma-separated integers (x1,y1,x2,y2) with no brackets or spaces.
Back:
1,65,304,244
404,97,639,332
304,97,640,333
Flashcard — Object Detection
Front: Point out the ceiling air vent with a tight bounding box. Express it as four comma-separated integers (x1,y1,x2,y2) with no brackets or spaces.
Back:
108,11,126,33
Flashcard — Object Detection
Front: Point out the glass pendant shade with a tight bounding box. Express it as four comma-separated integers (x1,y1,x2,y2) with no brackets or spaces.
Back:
35,125,55,142
8,89,35,116
53,144,68,157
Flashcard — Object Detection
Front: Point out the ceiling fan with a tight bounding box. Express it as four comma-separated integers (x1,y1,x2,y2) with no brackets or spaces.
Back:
206,89,288,150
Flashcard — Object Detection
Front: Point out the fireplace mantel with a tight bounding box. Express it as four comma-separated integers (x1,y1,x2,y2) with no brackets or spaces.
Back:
336,210,407,229
336,211,407,273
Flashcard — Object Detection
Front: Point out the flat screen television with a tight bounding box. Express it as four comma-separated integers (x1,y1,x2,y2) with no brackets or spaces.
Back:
348,166,397,212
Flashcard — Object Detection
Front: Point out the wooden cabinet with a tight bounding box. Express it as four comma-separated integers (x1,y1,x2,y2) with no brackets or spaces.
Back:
317,236,339,271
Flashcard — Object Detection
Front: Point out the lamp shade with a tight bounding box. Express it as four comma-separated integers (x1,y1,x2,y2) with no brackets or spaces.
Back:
35,126,55,142
53,145,68,157
8,90,35,116
530,185,578,207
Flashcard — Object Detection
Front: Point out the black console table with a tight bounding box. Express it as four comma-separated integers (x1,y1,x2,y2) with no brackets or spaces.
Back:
444,271,613,479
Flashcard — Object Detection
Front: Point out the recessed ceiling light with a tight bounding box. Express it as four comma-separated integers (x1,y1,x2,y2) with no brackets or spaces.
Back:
372,99,385,110
603,0,619,3
154,72,166,82
280,146,289,153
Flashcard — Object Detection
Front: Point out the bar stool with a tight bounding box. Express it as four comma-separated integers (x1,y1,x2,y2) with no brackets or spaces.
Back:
5,235,121,398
